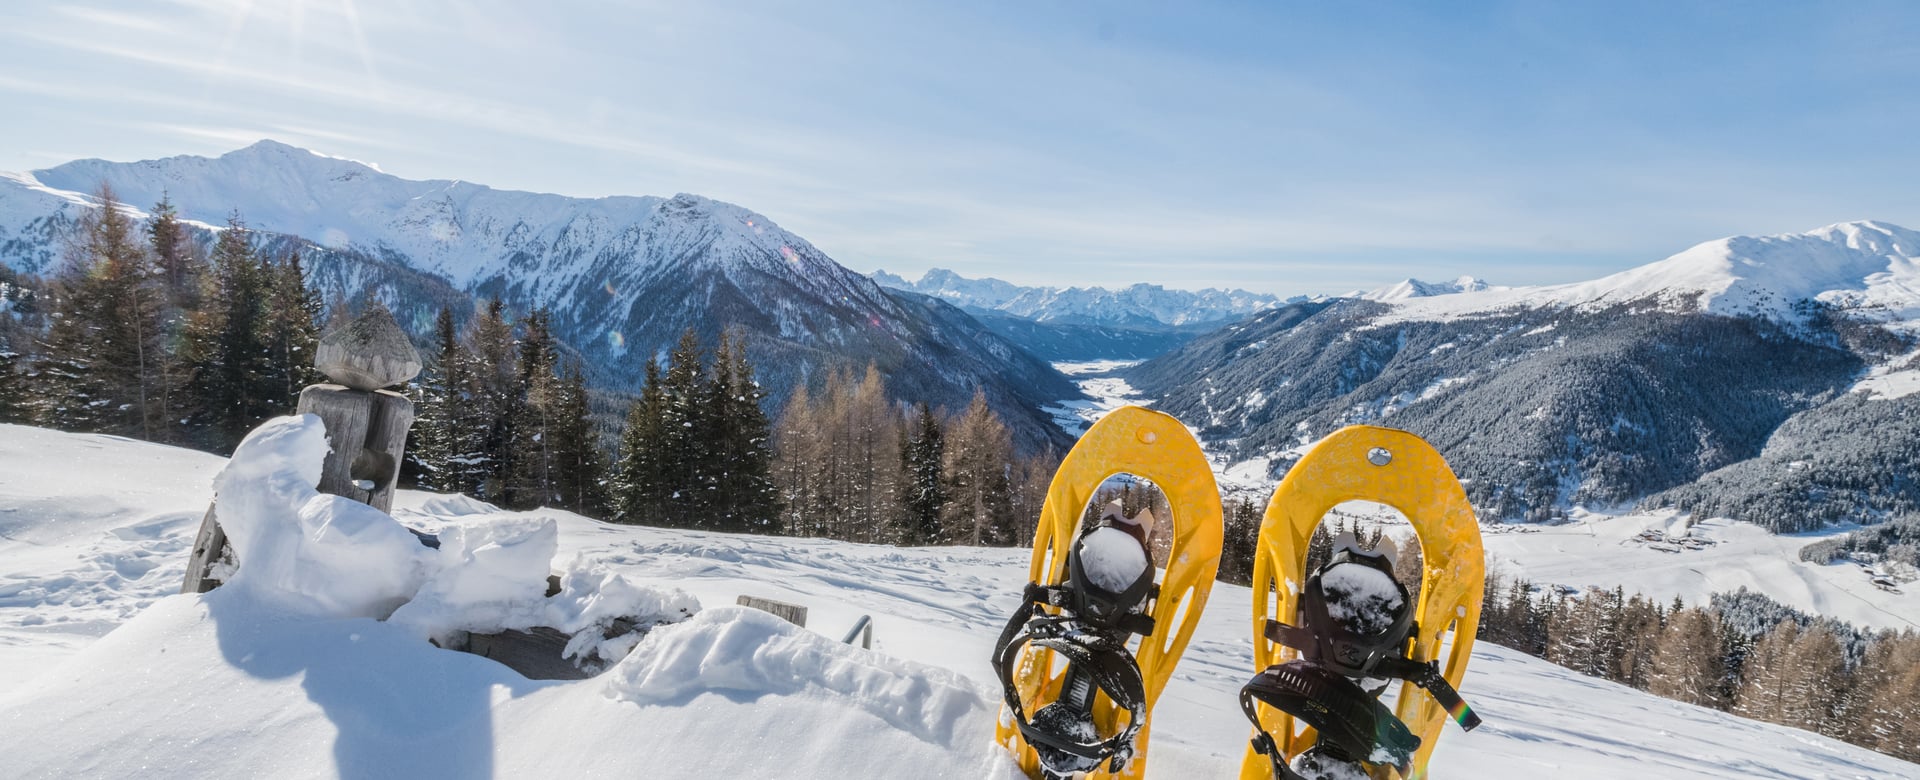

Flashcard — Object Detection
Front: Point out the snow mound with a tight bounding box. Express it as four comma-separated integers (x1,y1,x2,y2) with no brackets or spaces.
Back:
612,607,993,748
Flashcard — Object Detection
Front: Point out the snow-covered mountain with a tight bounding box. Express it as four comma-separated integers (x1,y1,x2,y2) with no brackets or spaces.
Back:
0,141,1081,448
1357,275,1500,301
872,267,1288,328
4,423,1915,778
1129,222,1920,528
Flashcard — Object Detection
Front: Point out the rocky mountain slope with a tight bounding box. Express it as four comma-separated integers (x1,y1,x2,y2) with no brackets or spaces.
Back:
0,141,1080,449
1129,222,1920,528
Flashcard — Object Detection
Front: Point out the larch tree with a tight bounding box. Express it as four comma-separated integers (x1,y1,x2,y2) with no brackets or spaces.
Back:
1646,607,1728,709
941,389,1016,546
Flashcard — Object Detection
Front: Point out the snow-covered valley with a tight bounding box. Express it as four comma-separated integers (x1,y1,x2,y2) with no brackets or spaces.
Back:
2,423,1916,778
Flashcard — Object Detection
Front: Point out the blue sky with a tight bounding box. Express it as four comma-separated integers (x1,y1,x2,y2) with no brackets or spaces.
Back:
3,1,1918,295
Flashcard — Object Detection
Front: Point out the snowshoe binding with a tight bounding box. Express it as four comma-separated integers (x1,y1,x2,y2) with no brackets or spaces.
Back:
1241,539,1479,779
993,502,1156,777
1238,426,1487,780
993,406,1223,780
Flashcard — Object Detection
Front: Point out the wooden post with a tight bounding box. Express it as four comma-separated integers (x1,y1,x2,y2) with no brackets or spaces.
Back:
295,385,413,513
736,595,808,627
181,308,423,593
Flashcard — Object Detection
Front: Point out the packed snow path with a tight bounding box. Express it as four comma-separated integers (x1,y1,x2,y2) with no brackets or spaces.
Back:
0,424,1914,778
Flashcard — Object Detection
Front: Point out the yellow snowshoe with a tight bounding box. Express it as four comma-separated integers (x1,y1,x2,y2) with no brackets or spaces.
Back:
993,406,1223,779
1237,425,1485,780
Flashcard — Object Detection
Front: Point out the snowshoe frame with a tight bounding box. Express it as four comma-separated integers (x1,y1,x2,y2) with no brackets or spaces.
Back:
996,406,1223,780
1239,426,1485,780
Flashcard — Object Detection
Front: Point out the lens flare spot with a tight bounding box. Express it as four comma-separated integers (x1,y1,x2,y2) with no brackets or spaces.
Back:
780,245,801,266
603,281,617,296
608,330,625,350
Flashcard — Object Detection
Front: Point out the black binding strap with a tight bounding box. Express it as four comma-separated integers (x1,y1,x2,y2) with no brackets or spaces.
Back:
990,580,1158,774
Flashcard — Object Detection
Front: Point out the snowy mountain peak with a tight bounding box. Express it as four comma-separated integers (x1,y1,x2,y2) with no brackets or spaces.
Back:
1382,220,1920,331
1360,275,1498,301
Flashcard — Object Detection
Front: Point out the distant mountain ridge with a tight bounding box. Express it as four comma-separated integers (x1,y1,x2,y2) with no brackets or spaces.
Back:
1128,221,1920,530
0,141,1082,450
871,267,1290,328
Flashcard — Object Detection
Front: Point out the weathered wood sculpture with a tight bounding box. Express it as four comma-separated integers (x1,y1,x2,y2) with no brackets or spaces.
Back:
181,308,423,593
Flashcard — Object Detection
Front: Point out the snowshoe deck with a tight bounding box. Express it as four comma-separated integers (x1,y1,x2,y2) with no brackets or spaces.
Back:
995,406,1223,779
1239,425,1484,779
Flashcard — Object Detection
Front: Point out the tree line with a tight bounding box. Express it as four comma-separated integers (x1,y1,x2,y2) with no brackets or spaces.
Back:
403,307,1063,547
0,186,321,451
1481,574,1920,763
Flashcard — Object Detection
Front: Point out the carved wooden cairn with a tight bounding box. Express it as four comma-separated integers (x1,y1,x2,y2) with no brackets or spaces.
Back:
181,308,424,594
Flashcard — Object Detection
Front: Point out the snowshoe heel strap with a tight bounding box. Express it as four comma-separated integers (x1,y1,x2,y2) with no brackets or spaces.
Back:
1239,660,1419,775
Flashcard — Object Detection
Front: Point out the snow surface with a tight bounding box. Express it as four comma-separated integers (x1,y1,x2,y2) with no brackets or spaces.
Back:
2,425,1917,778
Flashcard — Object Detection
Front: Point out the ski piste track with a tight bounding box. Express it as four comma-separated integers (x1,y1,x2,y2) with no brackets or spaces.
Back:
0,422,1917,778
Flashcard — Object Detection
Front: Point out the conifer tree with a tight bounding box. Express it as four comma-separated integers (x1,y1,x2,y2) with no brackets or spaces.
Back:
705,330,778,533
549,358,608,517
146,192,198,308
900,401,946,545
505,309,559,509
0,342,28,424
941,389,1016,546
1219,498,1263,585
614,358,670,524
414,307,488,494
466,298,519,501
659,329,709,527
184,214,275,451
259,250,322,406
40,185,169,439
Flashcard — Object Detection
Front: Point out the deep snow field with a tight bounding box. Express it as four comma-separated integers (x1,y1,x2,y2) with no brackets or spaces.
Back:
1,421,1916,779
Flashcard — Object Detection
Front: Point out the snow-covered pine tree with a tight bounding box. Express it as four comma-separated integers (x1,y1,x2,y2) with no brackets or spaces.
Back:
183,213,276,452
659,329,709,527
549,358,608,517
705,330,778,534
413,307,488,494
259,249,321,407
1218,498,1262,585
145,192,199,309
466,298,519,501
941,389,1015,546
1646,607,1728,709
614,357,670,524
504,309,559,510
900,401,947,545
0,341,28,424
